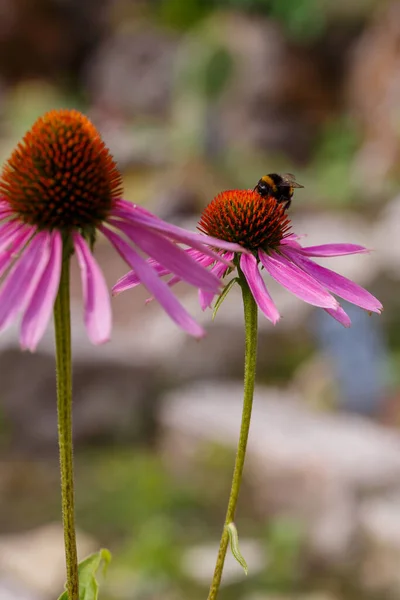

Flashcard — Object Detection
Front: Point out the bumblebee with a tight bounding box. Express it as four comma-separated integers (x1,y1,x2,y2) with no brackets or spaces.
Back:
254,173,304,210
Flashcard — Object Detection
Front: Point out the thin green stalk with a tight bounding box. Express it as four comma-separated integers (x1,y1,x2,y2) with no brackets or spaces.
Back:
207,269,258,600
54,248,79,600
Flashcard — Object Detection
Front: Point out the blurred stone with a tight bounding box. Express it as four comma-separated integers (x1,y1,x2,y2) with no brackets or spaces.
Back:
373,194,400,279
182,539,265,586
189,12,332,161
0,523,96,598
0,346,160,452
347,1,400,187
358,493,400,594
85,24,178,118
160,381,400,493
291,212,379,286
160,382,400,566
0,577,39,600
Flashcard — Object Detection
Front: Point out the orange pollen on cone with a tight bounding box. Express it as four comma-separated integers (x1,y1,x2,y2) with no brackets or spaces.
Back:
0,109,123,230
198,189,292,251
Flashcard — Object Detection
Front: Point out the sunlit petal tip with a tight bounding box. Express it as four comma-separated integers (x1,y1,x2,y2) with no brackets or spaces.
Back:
325,305,352,327
284,247,382,314
259,251,338,310
301,243,371,257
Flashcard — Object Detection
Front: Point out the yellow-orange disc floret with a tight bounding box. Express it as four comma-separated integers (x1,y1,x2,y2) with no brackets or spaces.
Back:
198,189,291,251
0,109,123,230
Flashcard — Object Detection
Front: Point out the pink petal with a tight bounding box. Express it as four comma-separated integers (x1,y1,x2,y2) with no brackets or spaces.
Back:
240,253,280,323
0,220,27,253
259,251,338,309
283,248,382,314
109,219,222,292
0,231,52,333
186,248,216,267
110,206,245,258
199,252,235,311
145,274,181,304
324,305,352,327
73,233,112,345
20,231,62,351
113,262,170,295
301,243,369,257
0,226,35,277
101,226,205,337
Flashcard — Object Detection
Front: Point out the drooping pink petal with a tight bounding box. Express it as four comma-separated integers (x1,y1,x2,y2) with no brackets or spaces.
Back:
259,251,338,309
73,233,112,345
110,205,246,258
0,220,27,253
109,219,222,292
240,253,280,324
324,305,352,327
20,231,62,351
101,225,205,337
0,231,51,332
301,243,369,257
113,262,171,295
145,275,181,304
0,226,34,277
283,247,382,314
113,247,217,295
199,289,213,311
199,252,235,311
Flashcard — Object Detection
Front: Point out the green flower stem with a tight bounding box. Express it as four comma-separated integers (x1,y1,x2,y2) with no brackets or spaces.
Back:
54,248,79,600
207,268,258,600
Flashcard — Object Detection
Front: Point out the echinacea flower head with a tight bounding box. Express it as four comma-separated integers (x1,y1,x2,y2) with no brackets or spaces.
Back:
115,188,382,326
0,109,242,350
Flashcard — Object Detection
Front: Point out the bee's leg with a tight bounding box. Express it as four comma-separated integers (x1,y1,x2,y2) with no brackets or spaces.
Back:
284,198,291,210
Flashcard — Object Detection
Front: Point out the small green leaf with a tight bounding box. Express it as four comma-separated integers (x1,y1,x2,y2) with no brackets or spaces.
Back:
57,548,112,600
212,278,238,320
225,522,248,575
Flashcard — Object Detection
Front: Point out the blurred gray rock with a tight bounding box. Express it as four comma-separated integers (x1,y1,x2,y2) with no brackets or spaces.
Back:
0,341,160,452
160,382,400,567
180,12,331,161
358,492,400,594
347,1,400,188
0,523,96,599
85,25,178,118
0,577,40,600
373,194,400,279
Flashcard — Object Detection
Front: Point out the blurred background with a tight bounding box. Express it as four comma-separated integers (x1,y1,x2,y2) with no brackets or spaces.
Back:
2,1,400,599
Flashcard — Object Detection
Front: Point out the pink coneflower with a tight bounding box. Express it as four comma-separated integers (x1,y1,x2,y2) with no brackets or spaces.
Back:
0,109,242,350
114,189,382,326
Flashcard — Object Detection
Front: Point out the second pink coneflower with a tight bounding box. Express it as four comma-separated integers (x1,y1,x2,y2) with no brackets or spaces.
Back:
115,189,382,325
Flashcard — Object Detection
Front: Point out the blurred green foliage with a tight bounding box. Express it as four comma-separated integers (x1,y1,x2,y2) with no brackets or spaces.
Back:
72,449,307,600
260,517,305,592
307,117,361,207
158,0,327,40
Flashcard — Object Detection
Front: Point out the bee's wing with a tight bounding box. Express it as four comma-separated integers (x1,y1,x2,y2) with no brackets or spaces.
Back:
281,173,304,188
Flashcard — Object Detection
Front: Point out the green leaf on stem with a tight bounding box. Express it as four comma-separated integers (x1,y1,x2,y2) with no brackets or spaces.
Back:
212,278,238,320
57,548,112,600
225,522,248,575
